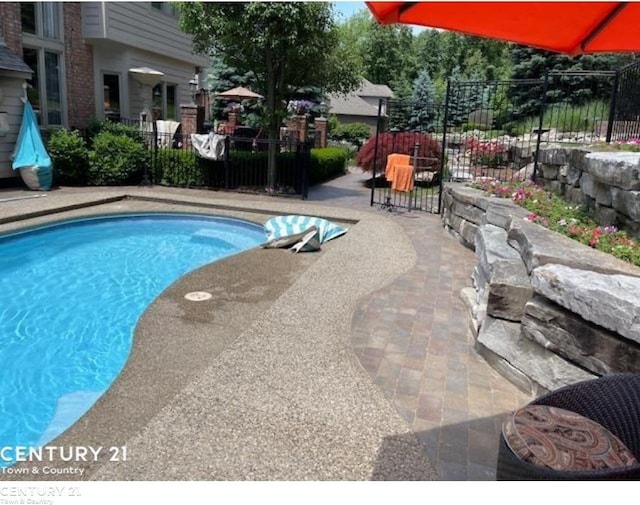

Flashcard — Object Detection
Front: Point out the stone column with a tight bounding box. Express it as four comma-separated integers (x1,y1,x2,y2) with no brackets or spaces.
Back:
180,104,205,136
314,117,328,148
287,115,307,142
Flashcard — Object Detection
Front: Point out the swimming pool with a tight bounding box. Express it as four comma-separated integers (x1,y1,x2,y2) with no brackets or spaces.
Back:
0,213,264,466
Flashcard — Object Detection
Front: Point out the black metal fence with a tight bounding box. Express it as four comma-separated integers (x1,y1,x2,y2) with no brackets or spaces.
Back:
610,60,640,141
142,130,311,199
371,61,640,213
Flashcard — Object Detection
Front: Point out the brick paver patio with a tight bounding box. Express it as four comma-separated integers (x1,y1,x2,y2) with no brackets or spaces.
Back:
310,168,531,480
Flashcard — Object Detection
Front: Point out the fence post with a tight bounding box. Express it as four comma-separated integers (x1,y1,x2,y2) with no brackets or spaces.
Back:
371,98,384,206
532,69,549,184
438,80,451,214
224,135,230,190
301,140,311,200
606,70,620,143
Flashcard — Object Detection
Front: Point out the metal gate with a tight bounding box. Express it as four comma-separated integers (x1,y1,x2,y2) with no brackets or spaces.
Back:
370,67,629,214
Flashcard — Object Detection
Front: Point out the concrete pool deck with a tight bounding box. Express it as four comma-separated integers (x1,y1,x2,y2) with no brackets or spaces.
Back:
0,172,530,480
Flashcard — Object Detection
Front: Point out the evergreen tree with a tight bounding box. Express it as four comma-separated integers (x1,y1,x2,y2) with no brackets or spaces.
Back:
205,56,256,121
409,70,437,132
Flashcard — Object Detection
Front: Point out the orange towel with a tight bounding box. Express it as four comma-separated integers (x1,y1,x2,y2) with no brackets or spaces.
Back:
385,153,411,181
391,164,415,192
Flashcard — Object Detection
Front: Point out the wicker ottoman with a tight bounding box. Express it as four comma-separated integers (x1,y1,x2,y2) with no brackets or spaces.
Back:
497,374,640,480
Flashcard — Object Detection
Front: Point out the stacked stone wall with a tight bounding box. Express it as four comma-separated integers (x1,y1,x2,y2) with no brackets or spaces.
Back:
442,173,640,394
537,146,640,237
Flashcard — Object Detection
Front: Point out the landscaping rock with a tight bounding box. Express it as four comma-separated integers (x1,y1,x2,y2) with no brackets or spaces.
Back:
473,265,487,292
531,264,640,345
450,199,485,225
564,186,585,205
508,217,640,277
541,165,559,180
459,219,478,250
448,213,463,234
585,152,640,190
594,181,612,207
475,225,533,321
567,165,582,187
539,146,567,165
559,164,568,180
483,198,530,231
448,185,490,210
569,148,590,172
460,287,480,339
514,163,535,182
477,315,596,391
522,295,640,376
581,172,595,198
475,341,542,396
611,188,640,221
547,180,562,195
594,205,618,226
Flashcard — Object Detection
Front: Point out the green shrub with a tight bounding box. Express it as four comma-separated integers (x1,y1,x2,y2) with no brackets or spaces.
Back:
86,119,143,145
87,132,148,185
330,122,371,148
47,129,89,185
154,148,205,186
310,147,348,184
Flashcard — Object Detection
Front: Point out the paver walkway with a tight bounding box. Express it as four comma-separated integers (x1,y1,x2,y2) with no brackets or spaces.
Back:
309,168,531,480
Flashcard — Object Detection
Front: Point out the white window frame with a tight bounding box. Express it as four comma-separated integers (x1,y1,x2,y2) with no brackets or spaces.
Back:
102,72,123,121
152,82,179,120
22,2,66,128
23,46,67,128
21,2,63,42
150,2,178,18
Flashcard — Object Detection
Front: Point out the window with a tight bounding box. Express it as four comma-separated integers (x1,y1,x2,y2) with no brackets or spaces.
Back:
21,4,36,34
44,52,62,125
21,3,60,40
151,2,178,18
151,83,178,120
21,2,65,127
23,47,63,126
103,74,121,121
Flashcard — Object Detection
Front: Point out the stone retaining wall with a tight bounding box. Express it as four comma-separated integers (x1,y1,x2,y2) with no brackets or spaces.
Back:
442,182,640,395
537,146,640,237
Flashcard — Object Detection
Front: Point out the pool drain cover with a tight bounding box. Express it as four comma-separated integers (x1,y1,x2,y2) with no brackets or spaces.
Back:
184,291,212,301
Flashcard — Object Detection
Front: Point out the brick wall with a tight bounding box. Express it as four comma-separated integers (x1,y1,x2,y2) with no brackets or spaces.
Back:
63,3,94,128
0,3,23,55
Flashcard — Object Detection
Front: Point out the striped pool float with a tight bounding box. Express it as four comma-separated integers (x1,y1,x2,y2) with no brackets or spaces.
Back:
263,215,348,252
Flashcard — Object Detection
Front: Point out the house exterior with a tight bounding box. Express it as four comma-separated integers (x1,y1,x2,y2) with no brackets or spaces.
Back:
0,2,208,181
326,78,394,134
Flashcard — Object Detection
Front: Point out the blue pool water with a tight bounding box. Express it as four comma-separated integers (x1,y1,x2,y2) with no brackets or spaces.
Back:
0,213,264,465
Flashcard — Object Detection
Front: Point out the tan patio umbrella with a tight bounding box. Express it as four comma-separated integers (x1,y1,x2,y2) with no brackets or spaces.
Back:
215,86,264,100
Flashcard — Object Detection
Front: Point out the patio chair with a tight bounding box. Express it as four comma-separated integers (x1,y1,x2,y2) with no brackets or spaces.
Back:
497,373,640,480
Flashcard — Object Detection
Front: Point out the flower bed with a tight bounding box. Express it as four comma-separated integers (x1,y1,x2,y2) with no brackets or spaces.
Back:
469,179,640,266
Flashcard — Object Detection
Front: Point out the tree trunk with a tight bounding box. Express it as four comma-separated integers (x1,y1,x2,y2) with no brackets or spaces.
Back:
266,56,277,191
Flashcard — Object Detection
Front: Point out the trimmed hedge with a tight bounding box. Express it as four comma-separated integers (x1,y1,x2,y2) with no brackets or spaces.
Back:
86,119,143,145
48,129,89,185
87,132,147,185
153,148,205,187
310,147,348,185
151,147,348,189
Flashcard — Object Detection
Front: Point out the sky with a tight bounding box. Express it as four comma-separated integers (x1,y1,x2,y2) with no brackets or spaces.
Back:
332,2,426,33
333,1,367,22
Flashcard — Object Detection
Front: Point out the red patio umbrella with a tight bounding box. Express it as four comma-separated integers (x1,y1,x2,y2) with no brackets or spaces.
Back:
366,2,640,55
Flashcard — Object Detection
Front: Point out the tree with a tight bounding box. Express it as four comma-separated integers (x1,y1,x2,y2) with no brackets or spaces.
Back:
205,55,256,122
179,2,361,187
508,45,637,117
409,70,437,132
